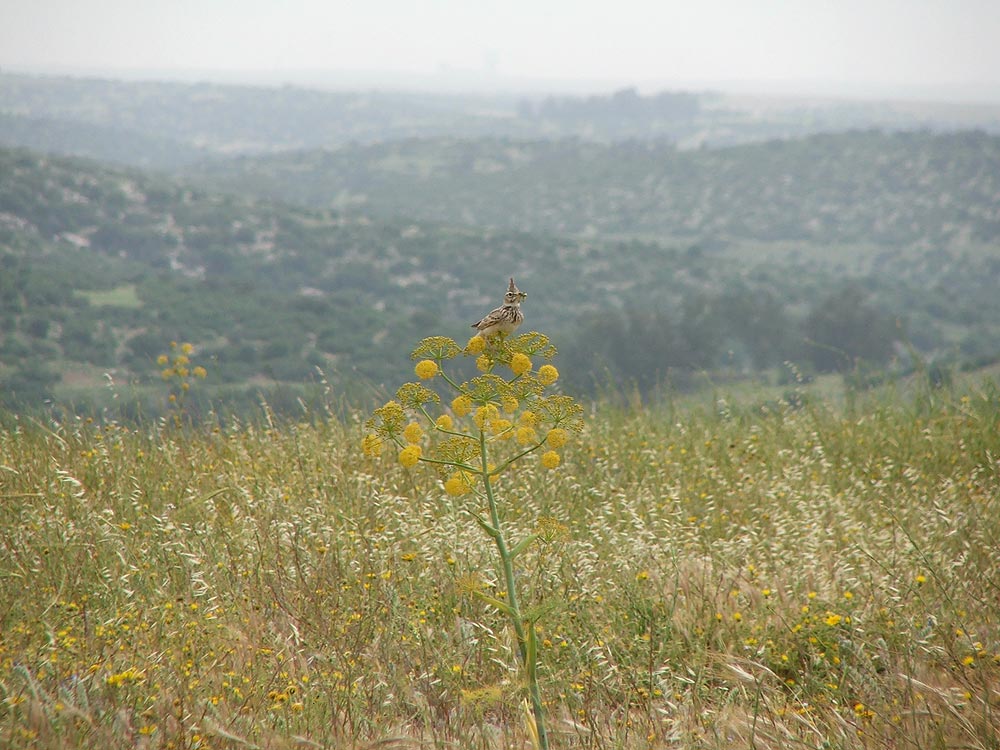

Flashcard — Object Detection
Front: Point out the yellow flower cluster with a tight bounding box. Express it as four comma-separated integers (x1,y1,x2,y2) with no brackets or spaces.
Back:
414,359,439,380
363,331,582,488
157,341,208,406
398,445,422,468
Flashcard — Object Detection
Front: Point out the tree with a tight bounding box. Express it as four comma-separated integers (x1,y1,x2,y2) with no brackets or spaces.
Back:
804,285,897,372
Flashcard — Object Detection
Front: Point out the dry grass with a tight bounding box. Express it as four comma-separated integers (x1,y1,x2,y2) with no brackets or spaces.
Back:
1,384,999,748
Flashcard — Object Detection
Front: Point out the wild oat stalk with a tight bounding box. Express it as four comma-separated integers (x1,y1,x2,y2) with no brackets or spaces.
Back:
364,331,583,749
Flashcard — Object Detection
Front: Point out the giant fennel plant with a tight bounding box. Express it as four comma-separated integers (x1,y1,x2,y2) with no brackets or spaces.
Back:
363,331,583,749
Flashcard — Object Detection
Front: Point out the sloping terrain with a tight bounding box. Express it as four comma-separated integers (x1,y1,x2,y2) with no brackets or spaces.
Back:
188,131,1000,247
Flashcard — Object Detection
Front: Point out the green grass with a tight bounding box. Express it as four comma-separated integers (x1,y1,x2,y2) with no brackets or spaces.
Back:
1,382,999,749
78,284,142,309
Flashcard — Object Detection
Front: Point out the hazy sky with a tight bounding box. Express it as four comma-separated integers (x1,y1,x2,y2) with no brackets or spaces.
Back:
3,0,1000,99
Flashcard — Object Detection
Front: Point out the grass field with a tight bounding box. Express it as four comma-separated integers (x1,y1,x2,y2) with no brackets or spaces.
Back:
1,378,999,748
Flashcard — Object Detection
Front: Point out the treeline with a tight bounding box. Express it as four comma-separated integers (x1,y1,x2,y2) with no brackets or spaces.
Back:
560,282,902,395
516,88,701,138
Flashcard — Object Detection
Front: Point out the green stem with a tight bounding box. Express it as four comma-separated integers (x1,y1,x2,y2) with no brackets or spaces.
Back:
479,430,549,750
437,367,465,393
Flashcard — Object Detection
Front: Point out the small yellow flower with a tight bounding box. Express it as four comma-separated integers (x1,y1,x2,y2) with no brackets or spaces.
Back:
398,445,422,468
915,574,926,584
361,434,383,457
501,395,519,413
192,366,207,378
414,359,439,379
489,418,513,437
538,364,559,385
452,395,473,417
732,612,743,622
519,410,538,427
824,613,842,627
403,422,424,444
444,473,471,496
516,426,539,445
476,354,492,372
161,368,174,380
435,414,454,430
474,404,500,429
156,354,168,366
546,428,568,449
465,336,486,354
181,342,194,355
540,450,561,469
511,353,532,376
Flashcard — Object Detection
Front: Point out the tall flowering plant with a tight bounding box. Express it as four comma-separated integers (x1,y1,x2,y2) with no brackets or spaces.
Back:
363,331,583,749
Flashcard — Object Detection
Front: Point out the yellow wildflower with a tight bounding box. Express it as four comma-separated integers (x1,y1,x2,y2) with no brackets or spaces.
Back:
465,335,486,354
452,395,473,417
403,422,424,444
414,359,439,380
435,414,454,431
511,353,532,376
474,404,500,429
516,426,539,445
444,472,472,496
398,445,422,468
476,354,492,372
501,395,519,413
546,428,568,449
538,364,559,385
489,418,513,437
540,450,561,470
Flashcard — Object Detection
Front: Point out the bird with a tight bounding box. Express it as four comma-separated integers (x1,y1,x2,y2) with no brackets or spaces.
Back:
471,278,527,337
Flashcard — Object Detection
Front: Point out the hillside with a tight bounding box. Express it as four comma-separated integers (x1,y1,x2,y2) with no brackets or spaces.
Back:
189,131,1000,247
2,139,999,414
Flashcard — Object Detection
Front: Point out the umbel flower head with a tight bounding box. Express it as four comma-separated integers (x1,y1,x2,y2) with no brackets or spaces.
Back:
362,330,582,488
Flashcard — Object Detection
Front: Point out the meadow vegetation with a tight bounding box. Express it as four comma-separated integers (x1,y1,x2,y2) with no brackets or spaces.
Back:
2,359,999,748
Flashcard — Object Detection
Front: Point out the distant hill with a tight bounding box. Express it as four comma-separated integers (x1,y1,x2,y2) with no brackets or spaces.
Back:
3,145,1000,415
0,112,207,169
5,72,1000,170
0,73,529,167
188,130,1000,248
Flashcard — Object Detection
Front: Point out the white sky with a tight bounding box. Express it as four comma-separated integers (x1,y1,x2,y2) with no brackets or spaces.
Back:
2,0,1000,99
